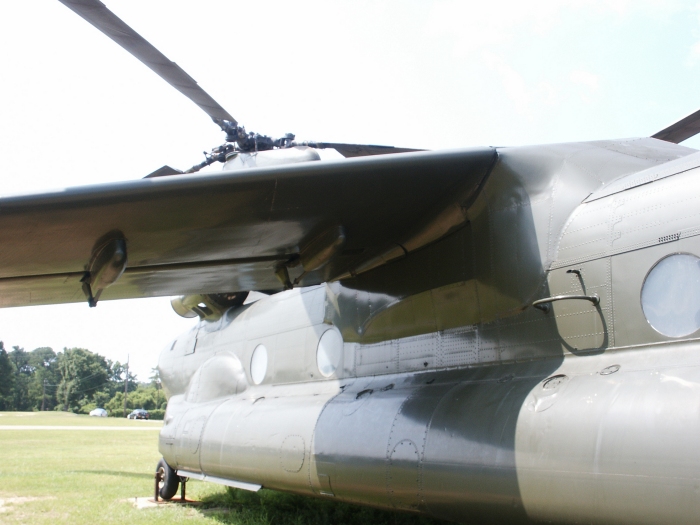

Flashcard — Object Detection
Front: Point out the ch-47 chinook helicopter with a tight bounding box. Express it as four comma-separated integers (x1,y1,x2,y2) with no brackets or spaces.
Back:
3,1,700,524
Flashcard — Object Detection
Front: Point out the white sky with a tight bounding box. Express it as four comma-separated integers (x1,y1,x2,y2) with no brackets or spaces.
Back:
1,0,700,379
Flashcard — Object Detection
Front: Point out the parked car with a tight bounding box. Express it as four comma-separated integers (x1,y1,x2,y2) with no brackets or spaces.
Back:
89,407,108,417
127,408,150,420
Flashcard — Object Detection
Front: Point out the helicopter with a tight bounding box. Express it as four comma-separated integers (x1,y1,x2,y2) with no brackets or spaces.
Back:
2,1,700,524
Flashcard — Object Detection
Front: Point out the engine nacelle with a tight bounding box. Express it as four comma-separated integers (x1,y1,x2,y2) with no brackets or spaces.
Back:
171,292,248,321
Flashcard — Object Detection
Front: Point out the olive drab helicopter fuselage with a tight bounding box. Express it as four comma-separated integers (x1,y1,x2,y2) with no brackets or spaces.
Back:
2,2,700,524
157,138,700,525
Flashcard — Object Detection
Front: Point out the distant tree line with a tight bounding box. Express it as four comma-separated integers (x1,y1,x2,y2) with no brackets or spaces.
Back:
0,341,166,417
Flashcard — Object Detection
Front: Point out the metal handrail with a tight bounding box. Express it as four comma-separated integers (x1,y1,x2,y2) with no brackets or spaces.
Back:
532,293,600,313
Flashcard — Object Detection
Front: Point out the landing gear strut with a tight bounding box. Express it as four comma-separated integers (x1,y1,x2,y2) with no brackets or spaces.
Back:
154,458,183,501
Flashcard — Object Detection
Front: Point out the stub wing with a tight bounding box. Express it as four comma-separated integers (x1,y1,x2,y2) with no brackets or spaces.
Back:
0,148,496,308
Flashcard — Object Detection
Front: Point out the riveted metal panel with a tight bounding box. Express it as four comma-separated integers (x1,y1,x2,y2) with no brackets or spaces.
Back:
439,326,478,367
554,167,700,269
355,340,397,376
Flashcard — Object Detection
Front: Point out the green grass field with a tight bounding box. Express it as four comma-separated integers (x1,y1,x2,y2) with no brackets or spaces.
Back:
0,412,449,525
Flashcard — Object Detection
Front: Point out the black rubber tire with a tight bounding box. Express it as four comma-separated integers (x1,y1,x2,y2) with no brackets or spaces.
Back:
156,458,179,500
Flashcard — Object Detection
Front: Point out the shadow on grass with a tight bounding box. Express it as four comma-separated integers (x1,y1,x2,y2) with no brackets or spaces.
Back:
199,487,453,525
73,470,153,480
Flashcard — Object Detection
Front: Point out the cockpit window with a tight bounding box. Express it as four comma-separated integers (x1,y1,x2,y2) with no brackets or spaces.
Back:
641,253,700,337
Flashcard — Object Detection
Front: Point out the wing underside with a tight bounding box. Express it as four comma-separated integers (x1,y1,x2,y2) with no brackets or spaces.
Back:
0,149,496,307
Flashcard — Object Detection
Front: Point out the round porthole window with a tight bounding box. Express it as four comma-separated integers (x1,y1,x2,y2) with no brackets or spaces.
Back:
316,328,343,377
641,253,700,337
250,344,268,385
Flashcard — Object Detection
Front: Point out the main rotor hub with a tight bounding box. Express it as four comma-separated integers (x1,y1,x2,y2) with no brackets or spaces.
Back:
215,119,295,153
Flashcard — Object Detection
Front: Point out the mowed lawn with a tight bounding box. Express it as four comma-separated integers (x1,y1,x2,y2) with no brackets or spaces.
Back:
0,411,213,524
0,412,449,525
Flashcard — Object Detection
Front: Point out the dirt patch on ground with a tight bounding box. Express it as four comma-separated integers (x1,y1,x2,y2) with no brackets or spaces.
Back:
0,496,55,513
125,496,202,509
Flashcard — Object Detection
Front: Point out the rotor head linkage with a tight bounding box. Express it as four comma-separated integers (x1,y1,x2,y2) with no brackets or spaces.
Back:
214,119,295,153
184,128,295,174
185,143,235,174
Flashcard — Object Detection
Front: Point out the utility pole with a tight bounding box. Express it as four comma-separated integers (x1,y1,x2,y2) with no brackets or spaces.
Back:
123,355,129,418
155,379,160,409
41,379,46,411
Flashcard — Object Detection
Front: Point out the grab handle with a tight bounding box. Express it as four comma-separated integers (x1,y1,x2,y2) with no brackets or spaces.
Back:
532,293,599,313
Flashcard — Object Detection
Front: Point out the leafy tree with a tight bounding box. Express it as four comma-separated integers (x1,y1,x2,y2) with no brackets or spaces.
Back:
55,348,110,412
149,367,164,411
27,348,60,411
9,346,32,411
0,342,160,415
105,384,165,416
91,389,112,410
109,360,138,397
0,342,14,410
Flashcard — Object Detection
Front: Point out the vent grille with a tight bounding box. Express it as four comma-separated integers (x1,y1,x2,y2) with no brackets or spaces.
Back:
659,233,680,243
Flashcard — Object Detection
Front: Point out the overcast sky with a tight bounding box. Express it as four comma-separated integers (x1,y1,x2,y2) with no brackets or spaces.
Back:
1,0,700,379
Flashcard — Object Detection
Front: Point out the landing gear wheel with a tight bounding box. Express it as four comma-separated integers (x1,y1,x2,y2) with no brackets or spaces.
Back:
155,458,179,500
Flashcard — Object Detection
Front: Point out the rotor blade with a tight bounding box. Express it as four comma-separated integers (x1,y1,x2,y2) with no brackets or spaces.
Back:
299,142,424,158
58,0,236,125
144,165,184,179
652,108,700,144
